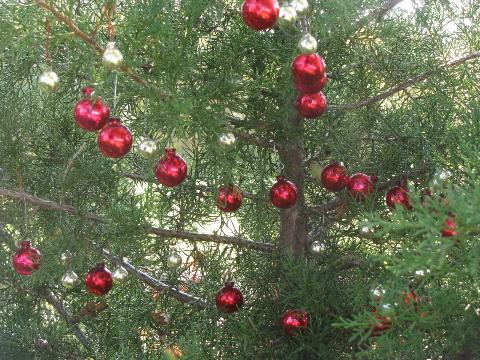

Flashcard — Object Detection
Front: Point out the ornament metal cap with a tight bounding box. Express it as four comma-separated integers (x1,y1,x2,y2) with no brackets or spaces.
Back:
224,281,235,287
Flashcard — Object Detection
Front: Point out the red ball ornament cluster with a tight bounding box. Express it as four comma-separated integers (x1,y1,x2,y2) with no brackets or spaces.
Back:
74,87,133,159
12,241,42,276
85,263,113,296
282,309,309,335
216,185,243,212
215,282,244,313
155,148,188,187
270,176,298,209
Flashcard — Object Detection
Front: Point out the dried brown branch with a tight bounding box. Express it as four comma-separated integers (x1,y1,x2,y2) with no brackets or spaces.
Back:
0,188,275,252
38,287,97,356
100,248,208,308
329,51,480,112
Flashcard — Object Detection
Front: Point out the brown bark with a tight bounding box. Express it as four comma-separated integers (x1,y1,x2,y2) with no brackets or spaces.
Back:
278,114,307,257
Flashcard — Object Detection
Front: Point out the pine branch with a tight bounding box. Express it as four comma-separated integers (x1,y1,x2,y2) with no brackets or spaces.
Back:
329,51,480,112
355,0,406,28
99,248,208,308
37,287,97,356
0,188,275,252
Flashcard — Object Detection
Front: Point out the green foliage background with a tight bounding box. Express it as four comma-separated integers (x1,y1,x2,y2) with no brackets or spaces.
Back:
1,0,480,359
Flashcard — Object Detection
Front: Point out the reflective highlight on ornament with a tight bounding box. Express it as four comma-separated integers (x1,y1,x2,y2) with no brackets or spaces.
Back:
85,263,113,296
218,132,236,147
216,282,244,313
167,251,182,268
62,270,79,289
102,42,123,70
38,70,60,91
137,137,158,158
12,241,42,276
155,148,188,187
97,118,133,158
310,240,325,254
242,0,280,31
112,266,129,282
74,87,110,132
282,309,309,335
277,6,297,27
216,185,243,212
298,33,317,54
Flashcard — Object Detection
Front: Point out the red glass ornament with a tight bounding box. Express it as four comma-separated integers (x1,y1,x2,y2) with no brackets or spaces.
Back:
282,309,309,335
292,53,326,85
441,217,457,237
296,92,327,119
321,162,348,192
74,87,110,132
242,0,279,31
294,74,328,94
370,313,392,337
270,176,298,209
97,118,133,158
216,185,243,212
386,186,412,210
155,148,188,187
215,282,244,313
85,263,113,296
347,173,377,201
12,241,41,276
403,290,419,305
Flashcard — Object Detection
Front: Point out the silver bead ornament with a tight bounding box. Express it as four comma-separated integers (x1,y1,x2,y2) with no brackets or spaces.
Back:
61,270,79,289
218,132,236,147
277,6,298,28
290,0,309,15
298,33,318,55
167,251,182,268
310,240,326,254
112,266,129,283
102,42,124,70
38,70,60,91
137,137,158,158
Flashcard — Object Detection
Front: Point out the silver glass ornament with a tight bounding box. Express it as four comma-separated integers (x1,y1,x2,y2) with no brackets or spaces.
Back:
218,132,236,147
137,137,158,158
359,225,374,237
298,33,318,55
60,250,73,265
277,6,297,28
370,285,385,302
167,251,182,268
38,70,60,91
113,266,129,283
290,0,309,15
61,270,79,289
102,42,123,70
381,303,395,316
310,240,326,254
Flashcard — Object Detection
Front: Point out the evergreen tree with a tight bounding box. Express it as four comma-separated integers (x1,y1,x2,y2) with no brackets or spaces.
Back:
1,0,480,359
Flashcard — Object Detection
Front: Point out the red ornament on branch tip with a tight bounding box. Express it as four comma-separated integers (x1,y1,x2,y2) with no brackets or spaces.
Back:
347,173,377,201
242,0,279,31
74,86,110,132
85,263,113,296
296,92,327,118
441,217,457,237
216,185,243,212
282,309,309,335
321,162,348,192
155,148,188,187
97,118,133,158
12,241,41,276
270,176,298,209
386,185,412,210
292,53,326,85
216,282,244,313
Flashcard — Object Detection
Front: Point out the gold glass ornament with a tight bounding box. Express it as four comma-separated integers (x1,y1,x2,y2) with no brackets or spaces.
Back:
298,33,317,55
62,270,79,289
290,0,309,15
38,70,60,91
277,6,297,28
218,132,236,147
102,42,123,70
112,266,129,283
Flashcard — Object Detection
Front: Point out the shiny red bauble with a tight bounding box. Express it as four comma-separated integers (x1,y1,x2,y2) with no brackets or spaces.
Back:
321,162,348,192
216,185,243,212
294,74,328,94
85,263,113,296
12,241,41,276
386,186,412,210
270,176,298,209
281,309,309,335
74,87,110,132
292,53,326,85
155,148,188,187
441,217,457,237
215,282,244,313
97,118,133,158
347,173,377,201
296,92,327,119
242,0,279,31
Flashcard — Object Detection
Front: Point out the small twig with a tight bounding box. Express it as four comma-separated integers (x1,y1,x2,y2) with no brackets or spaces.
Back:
354,0,406,28
0,188,276,252
329,51,480,112
38,287,97,356
100,248,208,308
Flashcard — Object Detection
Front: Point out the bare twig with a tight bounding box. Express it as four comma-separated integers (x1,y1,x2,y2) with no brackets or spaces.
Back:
329,51,480,112
100,248,208,308
38,287,97,356
0,188,275,252
355,0,406,28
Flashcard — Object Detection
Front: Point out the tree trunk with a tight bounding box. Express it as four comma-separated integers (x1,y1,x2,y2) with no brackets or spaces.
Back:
278,114,307,258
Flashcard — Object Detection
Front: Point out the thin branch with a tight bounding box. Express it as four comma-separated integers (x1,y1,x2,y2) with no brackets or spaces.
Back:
0,188,275,252
329,51,480,112
355,0,406,28
33,0,166,95
100,248,208,308
37,287,97,356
